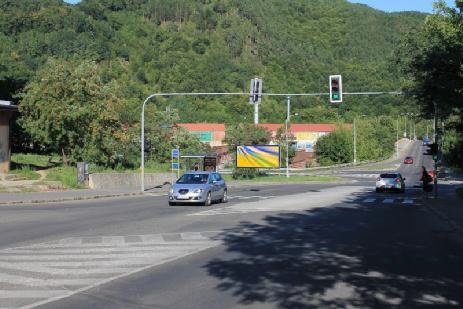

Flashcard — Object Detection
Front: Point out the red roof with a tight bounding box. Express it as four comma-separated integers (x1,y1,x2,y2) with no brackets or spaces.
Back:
178,123,225,131
178,123,339,133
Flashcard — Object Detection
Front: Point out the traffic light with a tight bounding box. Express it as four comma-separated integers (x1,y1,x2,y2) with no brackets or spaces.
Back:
329,75,342,104
144,139,152,153
424,143,438,158
249,78,263,104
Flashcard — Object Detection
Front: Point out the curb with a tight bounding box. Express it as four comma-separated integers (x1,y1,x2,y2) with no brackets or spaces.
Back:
0,180,347,206
0,191,166,206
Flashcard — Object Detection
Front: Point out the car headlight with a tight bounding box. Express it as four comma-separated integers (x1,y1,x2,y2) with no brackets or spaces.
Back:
193,188,204,194
169,188,174,194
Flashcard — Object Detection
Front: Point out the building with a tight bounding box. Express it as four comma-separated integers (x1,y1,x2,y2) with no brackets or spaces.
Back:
0,101,18,174
178,123,339,167
178,123,337,151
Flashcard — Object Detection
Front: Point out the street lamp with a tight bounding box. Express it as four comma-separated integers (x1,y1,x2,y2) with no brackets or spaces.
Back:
285,96,291,178
353,115,366,165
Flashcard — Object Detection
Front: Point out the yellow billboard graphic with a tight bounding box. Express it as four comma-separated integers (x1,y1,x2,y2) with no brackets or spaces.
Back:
236,145,280,168
295,132,318,141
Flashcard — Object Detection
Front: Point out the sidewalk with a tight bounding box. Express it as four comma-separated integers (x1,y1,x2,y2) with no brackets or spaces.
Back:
0,187,169,205
424,172,463,244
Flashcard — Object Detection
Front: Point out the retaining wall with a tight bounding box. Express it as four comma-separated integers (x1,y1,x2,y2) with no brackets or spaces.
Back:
89,173,175,190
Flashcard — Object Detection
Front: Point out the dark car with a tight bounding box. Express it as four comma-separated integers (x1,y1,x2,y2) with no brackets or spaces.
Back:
404,156,414,164
376,173,406,193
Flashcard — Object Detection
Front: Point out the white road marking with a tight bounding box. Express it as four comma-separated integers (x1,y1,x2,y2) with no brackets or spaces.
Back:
402,199,415,204
363,198,376,203
0,232,222,309
191,186,368,216
383,199,395,204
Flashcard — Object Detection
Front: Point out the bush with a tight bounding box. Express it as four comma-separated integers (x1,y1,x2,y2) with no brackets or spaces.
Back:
232,168,260,180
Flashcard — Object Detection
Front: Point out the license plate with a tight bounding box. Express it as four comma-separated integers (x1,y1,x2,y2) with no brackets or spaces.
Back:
176,195,189,200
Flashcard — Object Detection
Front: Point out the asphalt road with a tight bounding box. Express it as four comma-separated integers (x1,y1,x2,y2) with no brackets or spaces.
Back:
1,141,462,308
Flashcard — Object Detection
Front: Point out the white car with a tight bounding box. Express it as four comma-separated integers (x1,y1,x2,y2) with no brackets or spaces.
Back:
376,173,405,193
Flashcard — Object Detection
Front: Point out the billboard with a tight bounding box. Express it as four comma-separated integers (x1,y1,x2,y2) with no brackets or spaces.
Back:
236,145,280,168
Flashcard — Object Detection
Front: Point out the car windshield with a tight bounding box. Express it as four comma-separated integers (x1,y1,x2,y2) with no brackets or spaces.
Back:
380,173,399,179
176,174,209,184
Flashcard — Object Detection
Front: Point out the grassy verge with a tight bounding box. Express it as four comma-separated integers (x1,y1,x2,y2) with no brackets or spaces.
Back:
10,166,40,180
456,188,463,200
45,167,83,189
223,175,341,183
11,153,61,168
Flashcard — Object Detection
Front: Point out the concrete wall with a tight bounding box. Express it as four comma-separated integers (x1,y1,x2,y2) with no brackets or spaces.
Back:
0,112,12,174
89,173,175,190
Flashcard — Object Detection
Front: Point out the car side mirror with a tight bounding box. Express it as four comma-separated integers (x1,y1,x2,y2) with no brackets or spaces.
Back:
403,178,406,181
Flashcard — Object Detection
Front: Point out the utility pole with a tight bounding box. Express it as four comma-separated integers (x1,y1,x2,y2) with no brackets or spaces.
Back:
433,101,438,198
396,117,399,159
353,118,357,164
286,96,291,178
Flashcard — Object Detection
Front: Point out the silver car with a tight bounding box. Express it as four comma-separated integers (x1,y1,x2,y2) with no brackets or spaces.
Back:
376,172,406,193
168,171,228,206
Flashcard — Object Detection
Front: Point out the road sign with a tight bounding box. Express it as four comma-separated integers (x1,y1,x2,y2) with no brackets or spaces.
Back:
172,162,179,169
172,149,179,158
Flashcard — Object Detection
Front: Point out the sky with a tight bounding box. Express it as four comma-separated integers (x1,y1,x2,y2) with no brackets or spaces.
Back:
348,0,454,13
63,0,455,13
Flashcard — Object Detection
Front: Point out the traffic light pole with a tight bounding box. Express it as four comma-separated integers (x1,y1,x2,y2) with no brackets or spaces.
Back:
433,101,438,199
140,90,403,192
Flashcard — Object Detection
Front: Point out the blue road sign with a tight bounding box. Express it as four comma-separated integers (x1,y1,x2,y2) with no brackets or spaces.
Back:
172,162,179,169
172,149,179,158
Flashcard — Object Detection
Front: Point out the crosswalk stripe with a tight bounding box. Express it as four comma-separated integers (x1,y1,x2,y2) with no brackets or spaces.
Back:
363,198,376,203
0,290,68,299
0,232,223,308
383,199,394,204
0,274,97,287
402,199,414,204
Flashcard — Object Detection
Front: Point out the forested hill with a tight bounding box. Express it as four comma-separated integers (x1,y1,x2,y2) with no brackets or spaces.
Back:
0,0,425,124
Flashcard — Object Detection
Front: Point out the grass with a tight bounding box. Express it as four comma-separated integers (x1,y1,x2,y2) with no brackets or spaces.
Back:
45,167,83,189
223,174,341,183
457,188,463,200
11,153,61,168
10,166,40,180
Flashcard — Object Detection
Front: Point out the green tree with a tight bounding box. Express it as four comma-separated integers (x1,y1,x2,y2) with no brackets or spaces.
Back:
315,128,353,166
19,59,135,166
397,0,463,166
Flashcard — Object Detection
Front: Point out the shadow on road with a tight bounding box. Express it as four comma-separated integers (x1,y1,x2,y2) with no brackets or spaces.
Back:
204,192,463,308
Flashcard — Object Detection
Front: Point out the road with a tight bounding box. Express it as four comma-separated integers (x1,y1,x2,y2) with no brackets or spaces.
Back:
0,141,462,308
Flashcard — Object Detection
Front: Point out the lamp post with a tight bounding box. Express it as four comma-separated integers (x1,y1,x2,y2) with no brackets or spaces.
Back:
396,117,400,159
353,118,357,165
286,96,291,178
353,115,366,165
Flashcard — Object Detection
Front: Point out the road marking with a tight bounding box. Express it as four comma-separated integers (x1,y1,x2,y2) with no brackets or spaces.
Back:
402,199,415,204
363,198,376,203
0,232,222,309
191,186,369,216
383,198,395,204
228,195,276,200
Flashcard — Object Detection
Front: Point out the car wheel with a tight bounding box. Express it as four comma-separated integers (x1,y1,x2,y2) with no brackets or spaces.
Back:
375,188,380,193
221,190,228,203
203,192,212,206
169,202,176,206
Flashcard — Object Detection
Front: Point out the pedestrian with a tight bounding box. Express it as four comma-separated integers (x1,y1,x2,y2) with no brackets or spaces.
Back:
193,162,200,171
421,166,431,194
